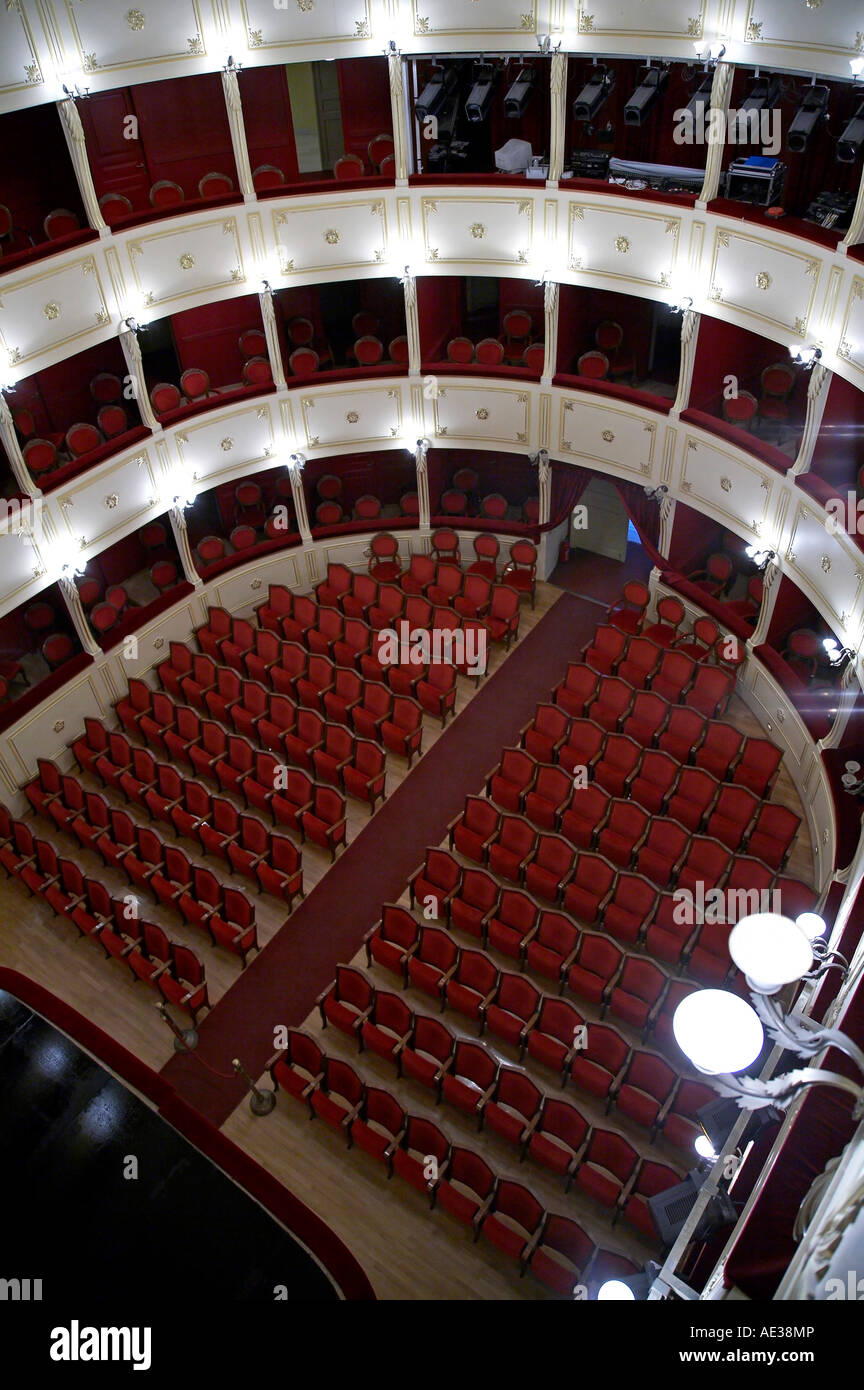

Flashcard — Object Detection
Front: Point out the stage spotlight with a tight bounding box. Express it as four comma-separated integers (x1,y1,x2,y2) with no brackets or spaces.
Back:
504,66,537,119
787,84,829,152
572,64,616,121
837,100,864,162
465,61,498,123
414,64,456,122
684,74,714,122
740,74,782,115
624,67,669,127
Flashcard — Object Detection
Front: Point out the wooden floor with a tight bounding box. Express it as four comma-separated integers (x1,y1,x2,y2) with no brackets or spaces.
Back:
0,574,815,1301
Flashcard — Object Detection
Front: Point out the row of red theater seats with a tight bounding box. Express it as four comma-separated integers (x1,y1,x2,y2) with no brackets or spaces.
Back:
192,609,431,760
422,828,812,991
269,1026,643,1297
408,856,688,1039
129,662,390,810
112,683,350,859
23,765,260,966
325,949,716,1155
161,638,456,741
447,795,795,943
259,565,524,645
521,699,783,799
484,748,801,873
256,584,502,664
584,619,744,680
556,656,735,730
59,734,304,908
0,808,211,1019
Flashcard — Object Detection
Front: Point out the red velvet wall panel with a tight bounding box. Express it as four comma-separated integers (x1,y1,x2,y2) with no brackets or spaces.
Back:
78,88,153,210
337,58,393,165
303,450,415,515
10,340,133,438
666,500,723,574
132,73,237,198
0,104,85,244
238,65,300,184
172,294,265,387
556,284,655,377
498,278,545,337
765,575,828,648
418,277,463,361
432,448,536,509
811,372,864,491
688,317,804,418
95,532,148,588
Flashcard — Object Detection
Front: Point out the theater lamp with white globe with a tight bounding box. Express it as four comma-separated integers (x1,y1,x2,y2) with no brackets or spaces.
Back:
728,912,813,994
672,915,864,1117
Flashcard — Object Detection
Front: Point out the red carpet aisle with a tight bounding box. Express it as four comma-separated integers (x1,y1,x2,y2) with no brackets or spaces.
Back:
162,591,597,1125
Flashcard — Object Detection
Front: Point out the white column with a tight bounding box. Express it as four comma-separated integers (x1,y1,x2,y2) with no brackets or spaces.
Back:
818,662,860,752
537,448,550,526
791,363,831,476
696,62,734,207
388,54,410,181
658,492,676,559
840,166,864,252
547,52,567,185
403,272,421,375
222,68,255,201
168,504,202,588
671,308,700,415
119,328,159,430
415,440,431,529
290,463,312,541
56,97,105,232
58,575,101,656
748,556,782,649
259,290,287,389
0,392,38,495
542,280,558,384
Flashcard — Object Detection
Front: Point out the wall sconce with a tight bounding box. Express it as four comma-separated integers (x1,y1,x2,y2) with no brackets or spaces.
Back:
667,293,694,315
385,39,400,56
822,636,855,667
124,317,142,335
850,57,864,79
841,760,864,797
693,40,726,64
62,81,90,101
536,34,561,56
289,452,306,470
260,279,274,296
744,544,775,570
789,344,822,368
224,55,243,74
644,483,669,501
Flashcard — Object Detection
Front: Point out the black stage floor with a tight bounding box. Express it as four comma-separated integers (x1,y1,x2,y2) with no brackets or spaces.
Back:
0,989,338,1302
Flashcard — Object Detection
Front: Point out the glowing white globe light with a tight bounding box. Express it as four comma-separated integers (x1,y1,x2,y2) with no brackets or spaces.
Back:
729,913,813,994
796,912,827,941
597,1279,635,1301
673,989,764,1074
694,1134,717,1159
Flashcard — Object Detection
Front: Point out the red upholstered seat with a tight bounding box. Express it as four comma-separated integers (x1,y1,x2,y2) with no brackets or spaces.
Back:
198,171,234,199
577,350,608,378
66,422,102,457
150,382,182,414
446,337,474,364
318,965,374,1039
334,153,365,179
441,1041,497,1117
530,1215,595,1296
252,165,285,191
44,207,80,238
574,1129,639,1207
270,1030,325,1111
393,1116,450,1193
149,180,184,208
98,192,133,224
242,355,272,386
180,367,211,400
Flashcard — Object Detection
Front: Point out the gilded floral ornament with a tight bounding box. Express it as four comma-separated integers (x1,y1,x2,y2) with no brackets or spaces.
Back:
346,411,360,424
746,19,763,40
755,271,772,290
821,556,831,573
470,223,486,239
248,29,263,47
323,228,340,245
43,302,61,321
105,494,119,509
126,9,145,29
614,236,630,254
220,438,234,451
720,477,732,492
187,35,204,55
475,408,489,421
179,252,196,270
601,430,614,442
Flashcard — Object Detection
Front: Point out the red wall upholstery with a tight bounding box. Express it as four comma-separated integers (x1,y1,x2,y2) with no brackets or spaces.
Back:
688,318,805,421
0,104,85,246
810,372,864,491
418,277,463,361
9,339,134,440
130,73,238,196
172,294,266,387
667,500,724,574
428,447,536,514
337,58,393,167
237,65,300,184
304,450,416,520
556,284,656,379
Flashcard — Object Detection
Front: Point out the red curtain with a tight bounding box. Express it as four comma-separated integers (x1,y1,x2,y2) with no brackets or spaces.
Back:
608,477,665,567
546,459,593,528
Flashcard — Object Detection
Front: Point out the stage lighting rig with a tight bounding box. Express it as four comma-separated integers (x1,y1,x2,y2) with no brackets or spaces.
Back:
837,100,864,162
414,64,457,122
787,84,830,153
465,61,498,123
572,64,616,121
624,65,669,127
504,66,537,119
